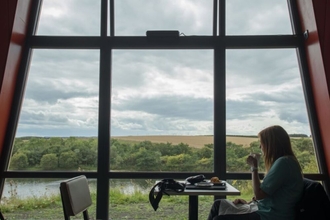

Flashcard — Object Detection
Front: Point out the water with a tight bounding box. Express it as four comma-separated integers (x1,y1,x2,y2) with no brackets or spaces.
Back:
2,179,62,200
1,179,151,201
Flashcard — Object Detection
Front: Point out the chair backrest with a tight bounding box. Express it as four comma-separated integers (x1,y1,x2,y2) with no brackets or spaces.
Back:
60,175,92,220
295,178,330,220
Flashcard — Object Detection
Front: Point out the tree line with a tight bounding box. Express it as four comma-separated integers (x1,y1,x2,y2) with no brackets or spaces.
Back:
9,136,318,173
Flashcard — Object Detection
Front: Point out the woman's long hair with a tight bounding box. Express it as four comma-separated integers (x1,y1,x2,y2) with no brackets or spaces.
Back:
258,125,299,172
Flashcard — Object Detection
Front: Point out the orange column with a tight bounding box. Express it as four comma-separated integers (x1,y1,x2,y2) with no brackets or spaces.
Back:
0,0,32,157
296,0,330,175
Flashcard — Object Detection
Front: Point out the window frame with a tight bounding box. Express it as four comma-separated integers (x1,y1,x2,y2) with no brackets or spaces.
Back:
0,0,328,219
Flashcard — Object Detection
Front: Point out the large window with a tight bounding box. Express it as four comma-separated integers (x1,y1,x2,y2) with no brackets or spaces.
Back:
10,49,99,171
226,49,318,173
111,50,214,172
0,1,323,219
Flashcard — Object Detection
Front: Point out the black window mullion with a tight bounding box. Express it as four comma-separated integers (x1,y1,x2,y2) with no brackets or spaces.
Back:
101,0,108,37
214,0,226,182
96,43,111,220
219,0,225,36
214,40,226,180
110,0,115,36
213,0,218,36
97,1,110,219
286,0,301,35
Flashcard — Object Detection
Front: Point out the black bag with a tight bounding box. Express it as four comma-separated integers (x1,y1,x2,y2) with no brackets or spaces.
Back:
185,174,205,184
149,179,185,211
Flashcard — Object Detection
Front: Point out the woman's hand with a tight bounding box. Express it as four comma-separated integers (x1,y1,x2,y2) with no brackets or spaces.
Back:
232,199,248,205
246,155,258,168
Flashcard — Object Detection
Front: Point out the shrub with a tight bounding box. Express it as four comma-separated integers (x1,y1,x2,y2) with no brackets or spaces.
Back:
59,151,78,169
40,153,58,170
10,152,28,170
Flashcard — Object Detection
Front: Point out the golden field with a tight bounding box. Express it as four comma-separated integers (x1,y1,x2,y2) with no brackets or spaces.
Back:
112,135,258,148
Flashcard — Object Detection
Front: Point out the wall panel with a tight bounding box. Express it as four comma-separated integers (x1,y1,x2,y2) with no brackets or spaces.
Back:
297,0,330,175
0,0,32,156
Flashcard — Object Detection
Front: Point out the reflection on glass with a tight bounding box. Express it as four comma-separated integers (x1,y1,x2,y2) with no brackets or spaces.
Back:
11,49,99,171
225,49,319,173
110,50,214,172
226,0,292,35
36,0,101,36
115,0,213,36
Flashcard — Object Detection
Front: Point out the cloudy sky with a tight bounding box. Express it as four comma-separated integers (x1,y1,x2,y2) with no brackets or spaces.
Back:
15,0,312,138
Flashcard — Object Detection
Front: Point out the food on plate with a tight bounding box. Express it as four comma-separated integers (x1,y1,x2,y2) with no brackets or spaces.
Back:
210,177,221,183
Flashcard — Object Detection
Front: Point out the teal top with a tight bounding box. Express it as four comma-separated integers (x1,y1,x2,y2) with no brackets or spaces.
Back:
256,156,303,220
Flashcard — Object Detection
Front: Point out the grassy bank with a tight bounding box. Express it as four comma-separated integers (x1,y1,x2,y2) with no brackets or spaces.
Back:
1,187,253,219
1,192,209,219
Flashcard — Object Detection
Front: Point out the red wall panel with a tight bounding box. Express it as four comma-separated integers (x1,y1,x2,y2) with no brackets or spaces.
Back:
322,1,330,95
297,0,330,175
0,0,32,156
313,0,326,48
0,0,14,92
312,0,330,95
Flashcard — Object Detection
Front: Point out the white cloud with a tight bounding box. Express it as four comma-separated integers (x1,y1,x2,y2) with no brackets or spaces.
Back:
37,0,101,36
226,0,292,35
115,0,213,36
16,0,312,137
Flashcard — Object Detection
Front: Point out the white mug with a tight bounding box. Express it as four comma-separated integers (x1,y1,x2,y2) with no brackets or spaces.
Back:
250,152,261,162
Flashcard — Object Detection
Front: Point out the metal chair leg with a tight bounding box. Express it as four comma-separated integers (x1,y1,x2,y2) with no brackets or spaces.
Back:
0,211,5,220
83,210,89,220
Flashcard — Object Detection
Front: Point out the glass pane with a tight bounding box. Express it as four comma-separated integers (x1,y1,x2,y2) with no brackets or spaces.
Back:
226,0,292,35
115,0,213,36
110,50,214,172
109,178,211,219
11,49,99,171
226,179,253,201
226,49,319,173
36,0,101,36
0,178,97,219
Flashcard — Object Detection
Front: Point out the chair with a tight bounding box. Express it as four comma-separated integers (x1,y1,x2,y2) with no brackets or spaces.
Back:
60,175,92,220
295,178,330,220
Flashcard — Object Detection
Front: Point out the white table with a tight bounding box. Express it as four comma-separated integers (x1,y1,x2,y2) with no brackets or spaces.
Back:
155,181,241,220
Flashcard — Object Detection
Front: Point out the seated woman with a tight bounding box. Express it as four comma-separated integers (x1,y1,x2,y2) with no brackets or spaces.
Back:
207,125,304,220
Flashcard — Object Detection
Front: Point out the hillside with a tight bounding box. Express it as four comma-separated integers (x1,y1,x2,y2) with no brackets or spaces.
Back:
112,135,258,148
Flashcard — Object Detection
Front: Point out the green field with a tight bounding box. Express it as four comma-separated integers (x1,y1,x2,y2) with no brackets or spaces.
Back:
112,135,259,148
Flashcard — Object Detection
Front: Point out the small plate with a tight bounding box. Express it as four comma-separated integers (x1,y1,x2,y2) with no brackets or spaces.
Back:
195,182,214,187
